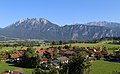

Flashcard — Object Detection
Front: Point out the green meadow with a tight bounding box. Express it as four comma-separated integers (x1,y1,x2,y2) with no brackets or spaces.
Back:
0,62,33,74
90,60,120,74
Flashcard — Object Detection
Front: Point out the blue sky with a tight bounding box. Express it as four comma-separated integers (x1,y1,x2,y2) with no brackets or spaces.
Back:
0,0,120,28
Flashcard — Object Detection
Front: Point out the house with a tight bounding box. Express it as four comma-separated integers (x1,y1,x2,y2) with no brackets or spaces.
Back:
10,53,20,59
36,48,45,53
47,49,54,59
59,50,64,56
0,58,6,61
8,50,25,63
9,49,25,59
64,51,75,56
36,48,54,60
94,51,108,55
81,51,89,58
88,48,96,52
41,58,48,63
36,48,45,57
89,57,95,62
57,56,69,64
61,48,68,52
52,59,60,68
2,70,22,74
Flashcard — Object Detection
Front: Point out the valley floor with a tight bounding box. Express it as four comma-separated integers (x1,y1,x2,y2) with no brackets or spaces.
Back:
0,42,120,74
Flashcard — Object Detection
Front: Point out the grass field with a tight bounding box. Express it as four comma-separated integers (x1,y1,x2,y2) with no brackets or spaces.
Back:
0,62,33,74
71,42,120,48
90,60,120,74
0,40,120,52
0,46,26,52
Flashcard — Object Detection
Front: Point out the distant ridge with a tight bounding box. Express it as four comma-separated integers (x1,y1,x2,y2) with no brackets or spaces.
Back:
0,18,120,41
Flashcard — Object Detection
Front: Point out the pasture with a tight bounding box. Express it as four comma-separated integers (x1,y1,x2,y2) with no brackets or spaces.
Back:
0,62,33,74
90,60,120,74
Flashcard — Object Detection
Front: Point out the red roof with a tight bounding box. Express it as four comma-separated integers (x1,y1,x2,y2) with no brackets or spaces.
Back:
41,58,48,63
94,52,101,54
36,48,45,53
47,49,54,59
101,52,108,55
10,54,20,58
94,52,108,55
9,49,25,59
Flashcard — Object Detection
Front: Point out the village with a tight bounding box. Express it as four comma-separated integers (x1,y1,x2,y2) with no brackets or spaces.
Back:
0,44,120,74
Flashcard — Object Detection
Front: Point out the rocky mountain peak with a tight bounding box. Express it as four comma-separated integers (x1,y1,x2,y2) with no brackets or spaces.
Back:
1,18,120,41
15,18,49,25
5,18,57,29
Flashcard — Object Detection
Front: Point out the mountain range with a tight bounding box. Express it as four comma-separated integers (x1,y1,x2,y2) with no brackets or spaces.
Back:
0,18,120,41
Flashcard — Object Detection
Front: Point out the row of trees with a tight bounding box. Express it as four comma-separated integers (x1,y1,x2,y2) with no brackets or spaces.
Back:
0,40,48,47
50,40,98,45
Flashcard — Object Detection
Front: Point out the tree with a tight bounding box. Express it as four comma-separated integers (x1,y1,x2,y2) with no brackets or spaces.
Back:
61,47,91,74
49,66,60,74
64,45,70,49
19,47,37,68
95,54,101,60
52,41,56,45
0,44,2,49
88,50,93,57
23,47,36,58
43,51,51,59
36,54,42,67
62,56,90,74
32,68,44,74
53,47,58,59
59,41,63,45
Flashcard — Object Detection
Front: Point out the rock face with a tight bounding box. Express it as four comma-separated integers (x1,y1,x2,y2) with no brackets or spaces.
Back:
0,18,120,41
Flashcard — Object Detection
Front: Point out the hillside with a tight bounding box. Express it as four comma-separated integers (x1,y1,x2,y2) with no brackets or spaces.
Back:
0,18,120,41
